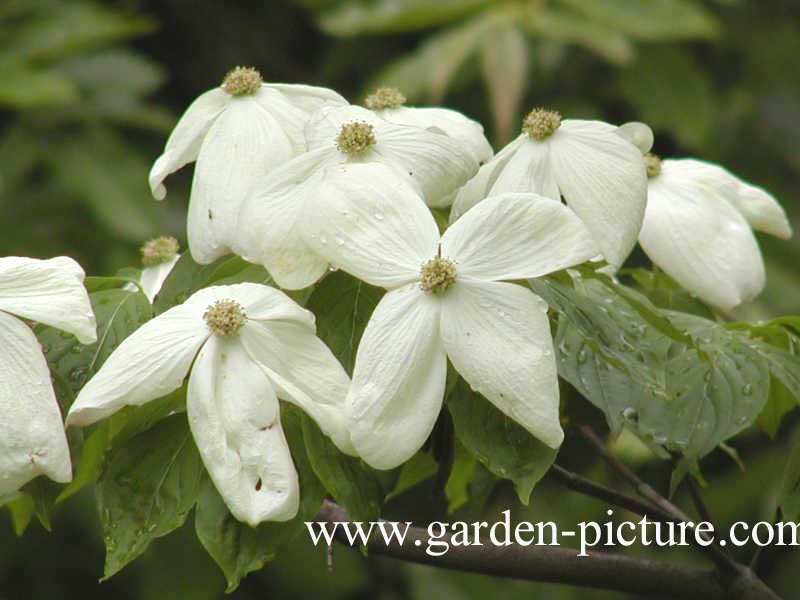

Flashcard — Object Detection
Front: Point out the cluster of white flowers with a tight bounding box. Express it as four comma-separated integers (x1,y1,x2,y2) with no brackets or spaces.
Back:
2,67,792,526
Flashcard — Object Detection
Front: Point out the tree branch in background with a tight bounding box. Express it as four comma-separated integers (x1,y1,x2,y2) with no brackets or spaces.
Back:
317,500,782,600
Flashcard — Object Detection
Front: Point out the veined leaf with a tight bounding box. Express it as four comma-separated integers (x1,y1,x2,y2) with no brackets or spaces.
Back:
98,415,205,579
446,378,556,504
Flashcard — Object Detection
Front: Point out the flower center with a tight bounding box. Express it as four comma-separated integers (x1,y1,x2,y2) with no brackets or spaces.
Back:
522,108,561,140
222,66,262,96
336,121,376,156
364,87,407,110
644,152,662,178
420,257,457,294
140,236,179,266
203,299,247,336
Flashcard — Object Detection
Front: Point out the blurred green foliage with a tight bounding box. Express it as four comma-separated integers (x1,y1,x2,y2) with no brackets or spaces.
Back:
2,1,800,599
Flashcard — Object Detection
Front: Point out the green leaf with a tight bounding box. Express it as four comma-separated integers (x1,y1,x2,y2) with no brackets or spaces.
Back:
98,415,205,579
560,0,719,40
0,67,78,108
444,440,477,513
36,286,151,408
534,275,770,463
320,0,493,35
524,4,633,64
195,405,325,592
368,16,491,103
57,387,187,503
386,452,438,501
480,21,528,142
779,430,800,522
47,127,162,242
306,271,383,374
4,493,34,536
153,254,273,315
301,413,383,522
1,3,155,65
620,46,716,147
757,379,796,439
446,378,557,504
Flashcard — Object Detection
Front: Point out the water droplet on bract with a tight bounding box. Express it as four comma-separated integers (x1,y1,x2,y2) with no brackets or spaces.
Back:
497,309,506,318
319,235,328,245
741,383,753,396
373,211,384,221
334,233,345,246
328,265,339,272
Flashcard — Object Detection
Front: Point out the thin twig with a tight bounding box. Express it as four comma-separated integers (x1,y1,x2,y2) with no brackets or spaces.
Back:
577,425,740,578
686,475,714,524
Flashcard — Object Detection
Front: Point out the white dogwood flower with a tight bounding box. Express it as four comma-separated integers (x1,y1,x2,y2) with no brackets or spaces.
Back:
235,103,481,289
148,66,347,264
302,163,598,469
66,283,353,525
0,256,96,495
363,87,493,166
451,108,652,269
639,155,792,310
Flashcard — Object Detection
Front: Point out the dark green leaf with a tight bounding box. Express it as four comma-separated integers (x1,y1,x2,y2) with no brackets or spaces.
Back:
444,440,477,513
98,415,205,579
306,271,383,374
386,451,438,501
36,287,151,409
446,378,557,504
302,413,383,522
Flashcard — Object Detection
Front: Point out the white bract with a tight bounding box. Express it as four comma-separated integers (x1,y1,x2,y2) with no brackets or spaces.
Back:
66,283,353,525
148,66,347,265
235,103,482,289
451,109,652,269
0,256,96,495
363,87,493,167
639,156,793,310
301,163,598,469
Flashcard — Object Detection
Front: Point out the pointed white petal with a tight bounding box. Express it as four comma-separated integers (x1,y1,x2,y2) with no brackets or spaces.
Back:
550,120,648,268
0,311,72,494
235,150,334,290
440,281,563,448
615,121,654,154
0,256,96,344
449,136,524,223
188,96,297,264
188,337,299,525
442,193,598,281
670,159,792,240
240,320,354,455
302,163,440,288
265,83,348,114
139,255,180,303
378,106,494,165
186,283,316,328
67,304,208,426
251,87,312,154
640,161,765,309
149,88,228,200
348,285,446,469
